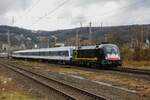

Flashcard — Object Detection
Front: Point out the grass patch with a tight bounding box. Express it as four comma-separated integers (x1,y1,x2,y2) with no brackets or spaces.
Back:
0,92,37,100
1,59,150,96
0,66,38,100
123,60,150,70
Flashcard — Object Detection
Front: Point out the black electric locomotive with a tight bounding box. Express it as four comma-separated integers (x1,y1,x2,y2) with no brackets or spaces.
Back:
73,44,122,67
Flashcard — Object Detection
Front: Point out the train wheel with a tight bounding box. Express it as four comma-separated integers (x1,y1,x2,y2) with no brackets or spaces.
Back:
86,62,90,67
90,63,97,68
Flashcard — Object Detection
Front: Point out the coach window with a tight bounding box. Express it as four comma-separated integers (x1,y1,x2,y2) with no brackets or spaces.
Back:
30,52,33,56
39,52,41,56
53,51,57,56
54,51,57,56
42,52,44,56
28,52,31,56
36,52,39,56
27,52,29,55
22,53,25,55
45,51,49,56
56,51,59,56
49,51,51,56
66,51,69,56
52,51,55,56
43,52,47,56
33,52,38,56
43,52,46,56
22,53,24,55
58,51,62,56
39,52,45,56
29,52,33,56
26,52,29,55
51,51,55,56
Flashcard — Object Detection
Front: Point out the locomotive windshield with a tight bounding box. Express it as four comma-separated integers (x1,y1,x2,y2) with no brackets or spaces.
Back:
102,45,120,60
103,46,119,55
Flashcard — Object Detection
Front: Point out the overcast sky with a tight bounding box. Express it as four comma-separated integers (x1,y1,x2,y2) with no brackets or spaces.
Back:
0,0,150,31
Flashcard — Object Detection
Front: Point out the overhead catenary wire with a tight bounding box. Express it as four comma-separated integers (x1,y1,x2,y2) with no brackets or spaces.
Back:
30,0,71,26
15,0,41,24
30,0,145,27
26,0,41,13
13,0,147,30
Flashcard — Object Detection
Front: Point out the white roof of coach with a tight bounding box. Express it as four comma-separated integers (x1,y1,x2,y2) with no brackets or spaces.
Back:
14,46,76,53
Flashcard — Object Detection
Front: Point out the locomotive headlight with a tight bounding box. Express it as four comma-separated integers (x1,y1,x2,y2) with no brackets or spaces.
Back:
105,54,120,60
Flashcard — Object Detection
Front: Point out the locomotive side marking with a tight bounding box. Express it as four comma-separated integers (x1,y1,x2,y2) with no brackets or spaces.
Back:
75,58,98,61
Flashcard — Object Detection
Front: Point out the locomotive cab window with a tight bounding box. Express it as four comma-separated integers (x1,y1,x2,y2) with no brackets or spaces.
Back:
103,46,119,55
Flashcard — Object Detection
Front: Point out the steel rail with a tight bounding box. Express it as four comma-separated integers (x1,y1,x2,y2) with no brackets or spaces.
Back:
1,63,107,100
1,63,76,100
109,67,150,76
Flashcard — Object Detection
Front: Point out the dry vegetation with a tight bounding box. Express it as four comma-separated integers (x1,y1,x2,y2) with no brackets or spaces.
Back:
5,59,150,98
122,47,150,61
121,47,150,69
123,61,150,70
0,67,37,100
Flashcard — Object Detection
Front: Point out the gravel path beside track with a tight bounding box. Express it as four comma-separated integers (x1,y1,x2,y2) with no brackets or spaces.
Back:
0,62,106,100
0,59,150,100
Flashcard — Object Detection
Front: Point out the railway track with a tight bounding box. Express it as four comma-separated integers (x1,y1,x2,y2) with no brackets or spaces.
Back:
67,64,150,76
2,58,150,80
4,58,150,77
107,67,150,76
0,63,107,100
47,62,150,76
45,62,150,76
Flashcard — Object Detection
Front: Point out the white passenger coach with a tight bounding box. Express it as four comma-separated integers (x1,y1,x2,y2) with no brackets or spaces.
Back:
12,46,76,63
